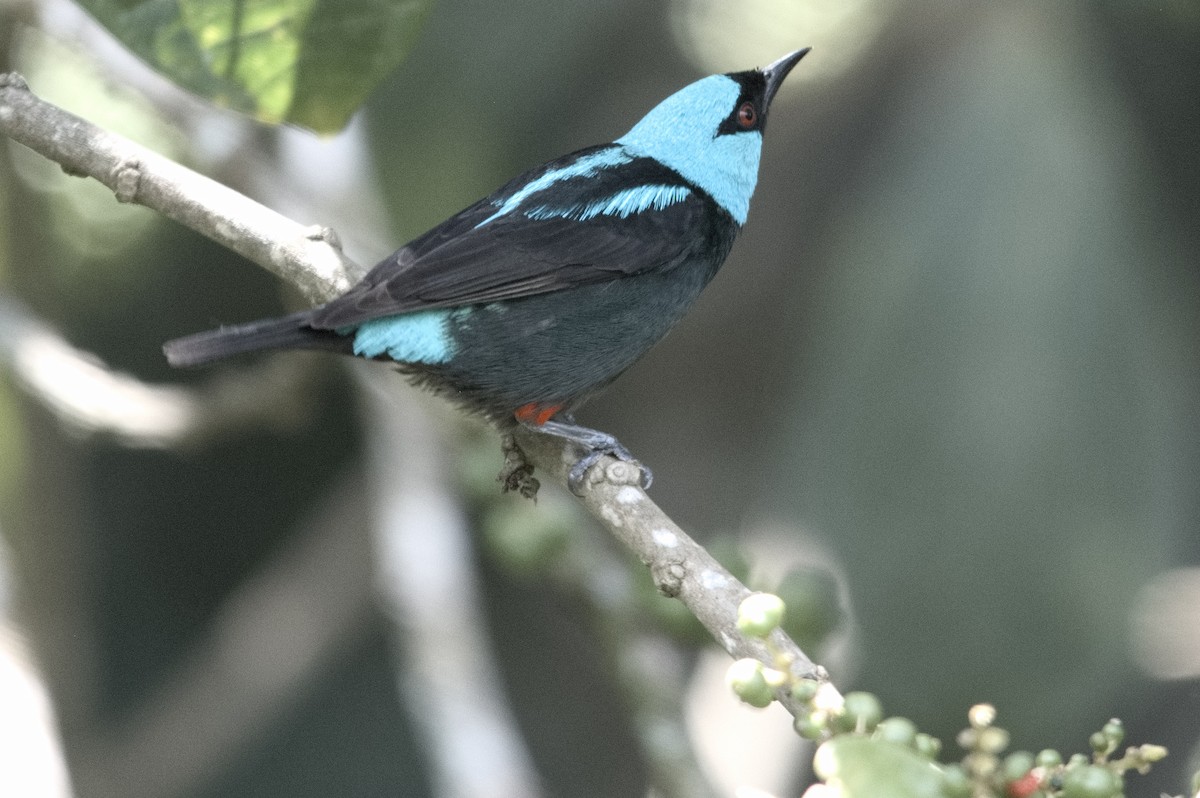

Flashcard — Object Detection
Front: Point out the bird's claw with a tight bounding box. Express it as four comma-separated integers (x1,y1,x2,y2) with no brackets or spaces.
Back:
498,434,541,499
523,417,652,495
567,446,653,495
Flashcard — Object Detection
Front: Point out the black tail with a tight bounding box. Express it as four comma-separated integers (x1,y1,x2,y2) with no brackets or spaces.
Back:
163,310,351,367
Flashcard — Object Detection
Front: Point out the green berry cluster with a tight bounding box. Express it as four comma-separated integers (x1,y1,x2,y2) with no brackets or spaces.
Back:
726,592,798,708
724,595,1175,798
937,707,1172,798
1012,716,1168,798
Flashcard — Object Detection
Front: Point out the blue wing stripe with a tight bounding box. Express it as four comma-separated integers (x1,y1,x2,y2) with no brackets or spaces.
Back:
475,147,633,228
525,184,693,221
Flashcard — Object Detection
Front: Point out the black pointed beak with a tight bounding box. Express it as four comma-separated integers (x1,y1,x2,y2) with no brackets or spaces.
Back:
763,47,811,108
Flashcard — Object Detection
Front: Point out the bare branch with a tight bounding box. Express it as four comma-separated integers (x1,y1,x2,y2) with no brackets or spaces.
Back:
1,71,839,716
511,429,831,714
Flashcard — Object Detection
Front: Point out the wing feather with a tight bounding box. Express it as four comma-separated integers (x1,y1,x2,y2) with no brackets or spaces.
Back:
309,146,729,330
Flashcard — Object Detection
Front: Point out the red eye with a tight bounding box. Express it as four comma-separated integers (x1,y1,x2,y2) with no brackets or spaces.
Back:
737,101,757,128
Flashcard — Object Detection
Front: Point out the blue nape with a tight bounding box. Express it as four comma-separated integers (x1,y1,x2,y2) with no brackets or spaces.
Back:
351,309,461,364
617,74,763,225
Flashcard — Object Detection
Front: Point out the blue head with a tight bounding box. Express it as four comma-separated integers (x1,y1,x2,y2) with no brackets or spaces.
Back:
616,49,809,225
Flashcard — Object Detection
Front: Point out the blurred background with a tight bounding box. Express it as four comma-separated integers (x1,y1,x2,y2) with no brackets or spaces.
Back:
2,0,1199,796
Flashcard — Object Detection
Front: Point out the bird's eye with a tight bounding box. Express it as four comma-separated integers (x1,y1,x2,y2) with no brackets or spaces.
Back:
736,102,757,128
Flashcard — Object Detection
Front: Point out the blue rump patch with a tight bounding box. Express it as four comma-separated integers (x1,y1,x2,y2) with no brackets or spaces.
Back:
351,309,461,364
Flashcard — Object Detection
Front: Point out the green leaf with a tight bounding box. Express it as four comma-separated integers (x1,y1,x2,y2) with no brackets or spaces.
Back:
78,0,433,132
812,737,948,798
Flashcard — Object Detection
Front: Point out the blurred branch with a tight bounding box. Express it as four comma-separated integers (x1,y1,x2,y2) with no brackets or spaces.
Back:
0,536,75,798
360,371,545,798
0,294,319,446
0,71,838,718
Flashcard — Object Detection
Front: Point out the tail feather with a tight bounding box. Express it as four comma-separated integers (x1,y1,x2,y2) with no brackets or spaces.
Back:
163,310,350,367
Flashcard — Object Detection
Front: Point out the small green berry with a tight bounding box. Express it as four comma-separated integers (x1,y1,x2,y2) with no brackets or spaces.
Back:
1138,743,1167,763
968,703,997,728
764,667,790,690
977,725,1010,754
914,733,942,760
940,764,972,798
1036,749,1063,768
794,710,827,740
1004,751,1036,783
1089,732,1109,755
737,593,786,638
1101,719,1124,747
875,716,918,746
965,751,1000,780
1060,764,1120,798
726,658,774,708
790,678,819,703
834,691,883,733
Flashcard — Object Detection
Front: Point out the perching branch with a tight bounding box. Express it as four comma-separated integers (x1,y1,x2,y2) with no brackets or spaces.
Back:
0,71,838,714
512,430,830,712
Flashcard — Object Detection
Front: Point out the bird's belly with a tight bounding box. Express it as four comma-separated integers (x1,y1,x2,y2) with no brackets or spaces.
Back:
426,267,713,414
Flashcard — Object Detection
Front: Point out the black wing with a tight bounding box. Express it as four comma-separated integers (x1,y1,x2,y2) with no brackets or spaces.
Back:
309,145,730,330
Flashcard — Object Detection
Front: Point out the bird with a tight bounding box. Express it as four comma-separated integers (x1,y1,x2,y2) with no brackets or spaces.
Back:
164,48,810,492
